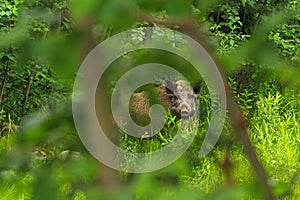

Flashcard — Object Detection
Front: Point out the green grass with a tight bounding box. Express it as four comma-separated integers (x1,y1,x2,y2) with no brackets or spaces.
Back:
250,92,300,198
0,90,299,199
117,90,300,199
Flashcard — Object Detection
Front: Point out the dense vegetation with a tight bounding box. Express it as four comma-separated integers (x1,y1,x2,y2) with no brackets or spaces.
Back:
0,0,299,199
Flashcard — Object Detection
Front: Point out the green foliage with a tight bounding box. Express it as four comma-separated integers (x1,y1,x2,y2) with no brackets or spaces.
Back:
0,0,21,29
269,23,300,59
250,92,300,198
0,0,72,127
0,59,70,123
228,64,283,118
0,0,300,199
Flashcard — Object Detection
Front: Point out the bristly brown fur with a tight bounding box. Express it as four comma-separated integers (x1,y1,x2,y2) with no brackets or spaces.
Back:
129,86,173,123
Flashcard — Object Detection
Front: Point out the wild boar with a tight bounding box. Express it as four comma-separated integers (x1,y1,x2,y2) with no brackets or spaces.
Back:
129,79,199,124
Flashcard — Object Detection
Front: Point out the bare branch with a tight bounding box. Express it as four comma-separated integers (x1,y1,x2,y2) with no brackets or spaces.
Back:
136,13,275,200
20,64,37,120
0,58,9,107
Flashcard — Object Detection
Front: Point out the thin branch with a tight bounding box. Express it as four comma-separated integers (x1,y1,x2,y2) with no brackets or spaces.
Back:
240,4,247,33
20,64,37,121
75,15,124,188
253,0,268,34
216,9,221,25
136,13,275,200
0,59,9,107
225,83,274,200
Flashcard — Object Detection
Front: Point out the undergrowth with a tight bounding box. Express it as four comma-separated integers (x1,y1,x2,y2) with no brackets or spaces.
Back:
0,81,299,199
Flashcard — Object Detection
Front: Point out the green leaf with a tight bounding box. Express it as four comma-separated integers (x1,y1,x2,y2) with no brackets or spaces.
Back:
5,10,12,16
242,0,247,7
12,7,18,16
251,73,257,79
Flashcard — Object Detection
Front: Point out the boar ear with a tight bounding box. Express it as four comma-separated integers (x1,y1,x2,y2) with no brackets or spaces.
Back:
193,81,201,96
165,78,175,94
